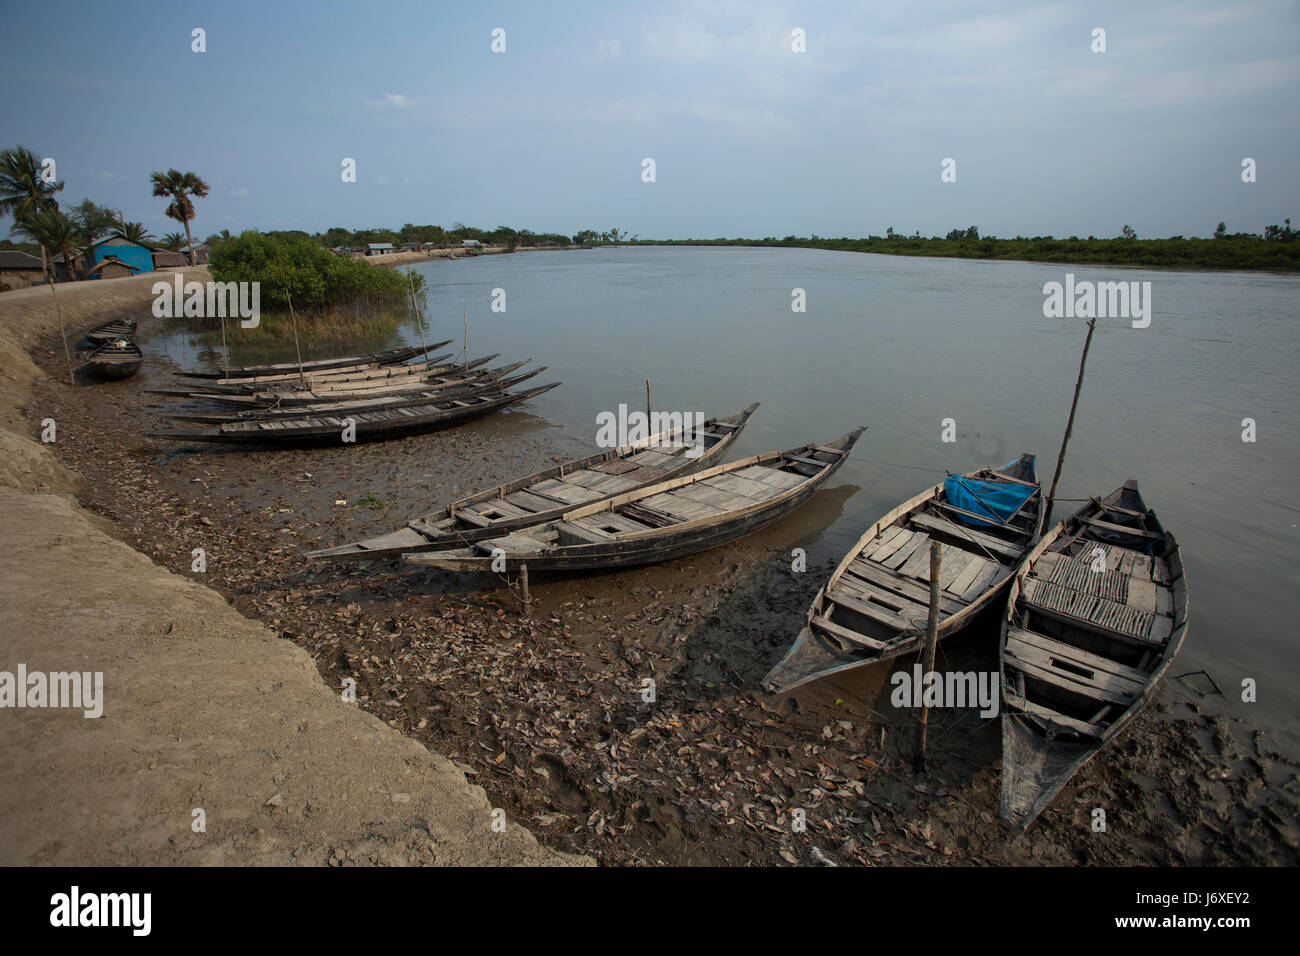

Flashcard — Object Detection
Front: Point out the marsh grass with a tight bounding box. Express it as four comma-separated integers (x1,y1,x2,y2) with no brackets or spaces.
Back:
191,294,417,350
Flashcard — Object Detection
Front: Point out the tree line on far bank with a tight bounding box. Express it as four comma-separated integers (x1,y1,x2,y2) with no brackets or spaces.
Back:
641,221,1299,271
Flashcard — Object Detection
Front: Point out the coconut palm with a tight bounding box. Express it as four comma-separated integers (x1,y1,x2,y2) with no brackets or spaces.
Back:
149,168,209,265
13,208,79,278
160,232,186,252
0,145,64,277
116,220,153,245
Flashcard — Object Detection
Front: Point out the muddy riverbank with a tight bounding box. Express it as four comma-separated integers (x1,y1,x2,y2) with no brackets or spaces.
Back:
24,303,1298,866
0,274,585,867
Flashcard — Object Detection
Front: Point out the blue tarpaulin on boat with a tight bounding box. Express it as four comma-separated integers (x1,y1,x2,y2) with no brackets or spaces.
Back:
944,473,1036,528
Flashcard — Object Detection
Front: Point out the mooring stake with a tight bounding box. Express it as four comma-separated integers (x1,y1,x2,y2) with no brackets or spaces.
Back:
913,541,942,769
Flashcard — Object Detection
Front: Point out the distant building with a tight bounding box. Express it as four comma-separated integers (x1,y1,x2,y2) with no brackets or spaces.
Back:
399,242,421,252
366,243,395,256
151,250,187,269
461,239,482,248
86,257,142,280
54,236,154,281
0,250,45,290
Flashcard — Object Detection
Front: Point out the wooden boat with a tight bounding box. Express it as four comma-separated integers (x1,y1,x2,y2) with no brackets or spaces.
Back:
146,354,501,403
78,339,142,380
168,344,456,389
764,454,1045,693
163,350,472,394
999,481,1187,829
308,403,761,561
403,427,864,574
150,381,560,447
166,367,546,423
85,317,137,344
173,344,441,380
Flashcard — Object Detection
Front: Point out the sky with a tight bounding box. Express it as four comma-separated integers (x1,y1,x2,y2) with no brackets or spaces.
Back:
2,0,1298,241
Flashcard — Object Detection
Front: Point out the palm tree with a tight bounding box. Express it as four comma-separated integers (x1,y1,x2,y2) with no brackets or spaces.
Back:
160,232,186,252
149,168,209,265
116,220,153,245
0,145,64,278
13,208,79,279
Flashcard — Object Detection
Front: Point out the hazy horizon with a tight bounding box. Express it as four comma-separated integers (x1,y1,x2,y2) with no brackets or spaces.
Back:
3,0,1298,241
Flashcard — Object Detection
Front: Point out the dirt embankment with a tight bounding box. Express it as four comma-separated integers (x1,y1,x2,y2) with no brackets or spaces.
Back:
0,272,587,866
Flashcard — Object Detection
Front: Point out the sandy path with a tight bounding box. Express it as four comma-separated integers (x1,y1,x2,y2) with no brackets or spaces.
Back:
0,271,587,866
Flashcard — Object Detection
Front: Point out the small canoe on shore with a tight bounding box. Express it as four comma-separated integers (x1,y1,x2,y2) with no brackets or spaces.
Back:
999,480,1187,830
173,344,441,380
403,426,864,575
85,317,137,344
150,381,560,447
764,454,1044,693
308,402,761,561
78,339,143,380
166,366,546,422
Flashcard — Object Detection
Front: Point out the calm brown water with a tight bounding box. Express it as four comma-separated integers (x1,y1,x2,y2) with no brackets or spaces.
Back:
156,247,1300,736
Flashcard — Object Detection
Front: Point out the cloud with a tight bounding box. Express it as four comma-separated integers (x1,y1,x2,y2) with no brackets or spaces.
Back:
597,37,622,59
367,92,415,110
230,187,248,197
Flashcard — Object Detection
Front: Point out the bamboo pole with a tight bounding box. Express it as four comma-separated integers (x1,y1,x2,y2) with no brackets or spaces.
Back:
407,270,429,361
44,271,74,385
913,541,942,768
285,290,306,390
1045,318,1097,520
646,378,652,420
464,308,469,370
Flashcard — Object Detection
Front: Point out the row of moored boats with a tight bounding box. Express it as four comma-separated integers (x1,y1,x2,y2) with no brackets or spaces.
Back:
147,339,559,445
290,396,1186,830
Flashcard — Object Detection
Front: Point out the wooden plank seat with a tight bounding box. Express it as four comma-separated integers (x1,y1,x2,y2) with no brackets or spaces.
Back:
1004,690,1103,737
530,479,605,505
840,558,968,614
504,489,567,512
1080,515,1161,539
734,465,805,490
473,531,550,554
810,613,891,650
702,473,777,501
826,583,928,633
909,512,1023,561
1004,627,1146,705
573,512,655,536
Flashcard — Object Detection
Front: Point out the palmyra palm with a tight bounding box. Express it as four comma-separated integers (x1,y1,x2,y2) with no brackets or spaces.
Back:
150,168,209,265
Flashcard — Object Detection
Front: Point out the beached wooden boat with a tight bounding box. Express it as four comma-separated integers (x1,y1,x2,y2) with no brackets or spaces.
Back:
166,366,546,423
999,481,1187,829
173,344,441,380
85,317,137,344
146,354,502,403
78,338,142,380
764,454,1045,693
308,403,761,561
150,381,560,447
164,349,471,394
403,427,864,574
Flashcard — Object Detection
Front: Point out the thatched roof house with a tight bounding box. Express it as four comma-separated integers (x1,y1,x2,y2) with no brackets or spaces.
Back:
151,250,188,268
0,251,45,290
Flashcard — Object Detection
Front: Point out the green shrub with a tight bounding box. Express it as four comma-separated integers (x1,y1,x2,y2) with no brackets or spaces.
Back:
209,230,421,309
